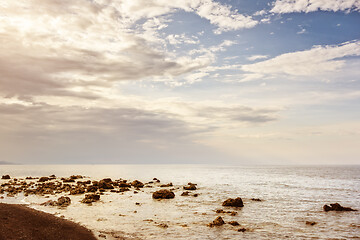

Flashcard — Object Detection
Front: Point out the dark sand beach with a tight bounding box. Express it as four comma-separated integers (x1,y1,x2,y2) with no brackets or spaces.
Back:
0,203,97,240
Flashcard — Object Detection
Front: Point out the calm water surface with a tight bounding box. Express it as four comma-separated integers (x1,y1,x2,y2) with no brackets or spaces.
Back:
1,165,359,239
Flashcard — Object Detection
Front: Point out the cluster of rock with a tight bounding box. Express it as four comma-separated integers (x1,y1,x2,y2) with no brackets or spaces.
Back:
323,203,356,212
207,197,247,232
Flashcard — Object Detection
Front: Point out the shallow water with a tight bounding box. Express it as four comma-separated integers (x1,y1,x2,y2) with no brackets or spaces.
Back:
1,165,359,239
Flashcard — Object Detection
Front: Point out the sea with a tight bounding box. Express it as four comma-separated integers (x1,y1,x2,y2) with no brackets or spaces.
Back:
1,165,359,239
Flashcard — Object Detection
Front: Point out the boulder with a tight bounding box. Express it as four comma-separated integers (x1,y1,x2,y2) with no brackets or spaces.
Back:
323,203,356,212
183,183,197,190
131,180,144,188
57,196,71,207
208,216,225,227
81,194,100,204
98,179,114,189
222,198,244,207
152,189,175,199
38,177,49,182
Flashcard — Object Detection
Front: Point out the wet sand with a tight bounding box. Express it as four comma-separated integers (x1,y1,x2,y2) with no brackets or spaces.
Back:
0,203,97,240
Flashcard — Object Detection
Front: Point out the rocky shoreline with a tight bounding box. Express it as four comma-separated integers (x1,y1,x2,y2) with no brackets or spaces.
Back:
0,174,358,239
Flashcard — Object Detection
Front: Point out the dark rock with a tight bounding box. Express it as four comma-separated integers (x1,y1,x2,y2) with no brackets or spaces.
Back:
323,203,356,212
222,198,244,207
81,194,100,204
193,194,199,197
152,189,175,199
183,183,197,190
208,216,225,227
228,221,240,226
1,175,10,180
38,177,50,182
157,223,168,228
70,186,85,195
87,185,98,192
237,228,246,232
131,180,144,188
251,198,262,201
62,178,75,183
98,179,114,189
70,175,83,180
57,196,71,207
306,221,317,226
181,191,190,196
160,183,173,187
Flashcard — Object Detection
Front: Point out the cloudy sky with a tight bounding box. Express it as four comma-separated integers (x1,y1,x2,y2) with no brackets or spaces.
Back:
0,0,359,164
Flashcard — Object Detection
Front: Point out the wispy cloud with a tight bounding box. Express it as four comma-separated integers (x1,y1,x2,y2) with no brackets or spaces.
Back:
242,40,360,79
270,0,360,13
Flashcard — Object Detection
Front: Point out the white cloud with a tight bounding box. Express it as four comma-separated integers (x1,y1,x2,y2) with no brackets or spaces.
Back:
247,55,269,61
242,40,360,79
270,0,360,13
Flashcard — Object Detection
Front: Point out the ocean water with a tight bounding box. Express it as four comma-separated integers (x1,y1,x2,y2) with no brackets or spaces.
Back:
1,165,359,239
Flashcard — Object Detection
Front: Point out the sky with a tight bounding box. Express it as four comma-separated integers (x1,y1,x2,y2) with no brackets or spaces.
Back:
0,0,360,165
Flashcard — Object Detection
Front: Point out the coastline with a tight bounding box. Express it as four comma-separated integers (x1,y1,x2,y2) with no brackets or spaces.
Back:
0,203,97,240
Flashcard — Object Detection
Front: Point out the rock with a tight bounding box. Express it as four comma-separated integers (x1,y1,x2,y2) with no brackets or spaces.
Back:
81,194,100,204
208,216,225,227
183,183,197,190
251,198,262,201
306,221,317,226
157,223,168,228
70,186,85,195
222,198,244,207
70,175,83,180
38,177,49,182
98,179,114,189
62,178,75,183
1,175,10,179
118,181,131,188
87,185,98,192
160,183,173,187
193,194,199,197
323,203,356,212
228,221,240,226
181,191,190,196
237,228,246,232
152,189,175,199
131,180,144,188
57,196,71,207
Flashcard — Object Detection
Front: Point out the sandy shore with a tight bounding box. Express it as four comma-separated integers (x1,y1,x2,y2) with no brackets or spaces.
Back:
0,203,97,240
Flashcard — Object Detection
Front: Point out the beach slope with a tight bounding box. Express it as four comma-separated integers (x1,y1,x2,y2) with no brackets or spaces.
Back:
0,203,97,240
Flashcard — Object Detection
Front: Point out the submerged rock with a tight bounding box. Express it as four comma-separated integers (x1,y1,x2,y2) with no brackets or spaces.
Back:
160,183,173,187
323,203,356,212
251,198,262,202
152,189,175,199
181,191,190,196
222,198,244,207
208,216,225,227
228,221,240,226
183,183,197,191
306,221,317,226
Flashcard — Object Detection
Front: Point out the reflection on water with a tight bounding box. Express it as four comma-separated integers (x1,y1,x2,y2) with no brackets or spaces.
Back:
1,165,359,239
